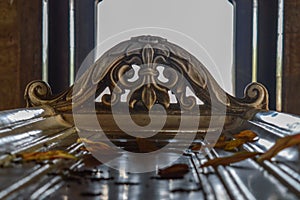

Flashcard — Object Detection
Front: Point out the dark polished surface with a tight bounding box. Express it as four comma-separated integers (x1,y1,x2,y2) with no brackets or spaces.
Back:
0,108,299,199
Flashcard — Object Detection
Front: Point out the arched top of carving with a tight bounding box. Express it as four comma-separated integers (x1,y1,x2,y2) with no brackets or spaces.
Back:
25,35,269,116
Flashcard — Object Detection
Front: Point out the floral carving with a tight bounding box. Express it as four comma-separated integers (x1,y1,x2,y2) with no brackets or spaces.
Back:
25,35,269,117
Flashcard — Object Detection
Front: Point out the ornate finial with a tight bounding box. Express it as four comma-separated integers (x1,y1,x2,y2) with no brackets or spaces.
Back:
25,35,269,116
131,35,167,44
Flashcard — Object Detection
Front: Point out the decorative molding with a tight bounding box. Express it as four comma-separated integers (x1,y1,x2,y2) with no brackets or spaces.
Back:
25,35,269,116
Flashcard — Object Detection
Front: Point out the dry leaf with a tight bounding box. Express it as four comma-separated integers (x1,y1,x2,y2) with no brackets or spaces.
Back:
136,138,158,153
213,136,227,148
77,138,112,153
20,150,76,161
201,152,261,168
204,136,227,149
158,164,189,178
200,132,300,167
191,144,202,151
224,139,247,151
211,131,257,151
82,154,102,167
258,133,300,161
218,135,227,142
80,146,89,151
233,130,258,141
192,136,246,151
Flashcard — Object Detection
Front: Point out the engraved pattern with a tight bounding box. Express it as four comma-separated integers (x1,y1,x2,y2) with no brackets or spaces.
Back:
25,35,269,116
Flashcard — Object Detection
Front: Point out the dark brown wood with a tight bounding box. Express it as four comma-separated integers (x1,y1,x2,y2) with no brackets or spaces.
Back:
282,0,300,114
0,0,42,110
25,36,269,117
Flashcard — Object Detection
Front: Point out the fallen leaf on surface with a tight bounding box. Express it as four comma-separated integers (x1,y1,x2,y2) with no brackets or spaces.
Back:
233,130,258,141
224,139,247,151
218,136,227,142
77,138,113,153
114,182,139,185
80,146,89,151
20,150,76,161
258,133,300,161
201,152,261,168
211,131,257,151
80,191,102,197
191,144,202,151
171,187,202,193
199,132,300,167
211,136,227,149
82,154,102,167
158,164,189,178
191,135,240,151
205,136,227,149
136,138,159,153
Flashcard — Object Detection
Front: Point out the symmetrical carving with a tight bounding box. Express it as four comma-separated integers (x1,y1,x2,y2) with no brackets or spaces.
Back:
25,35,269,116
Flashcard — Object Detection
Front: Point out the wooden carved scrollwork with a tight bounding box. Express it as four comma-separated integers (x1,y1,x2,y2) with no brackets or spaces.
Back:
25,35,269,116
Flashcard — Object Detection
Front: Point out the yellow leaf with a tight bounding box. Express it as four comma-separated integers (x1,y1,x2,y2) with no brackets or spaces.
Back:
233,130,258,141
207,136,227,149
258,133,300,161
77,138,112,152
214,141,227,149
20,150,76,161
224,139,246,151
201,152,261,168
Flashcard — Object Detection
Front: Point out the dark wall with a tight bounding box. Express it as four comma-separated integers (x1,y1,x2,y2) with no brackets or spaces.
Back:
0,0,42,110
283,0,300,114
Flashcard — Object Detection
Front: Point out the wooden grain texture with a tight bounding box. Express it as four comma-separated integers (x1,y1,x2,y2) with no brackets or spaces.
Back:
0,0,42,110
283,0,300,114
